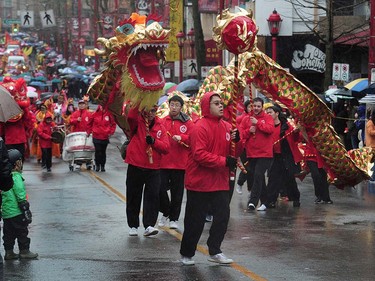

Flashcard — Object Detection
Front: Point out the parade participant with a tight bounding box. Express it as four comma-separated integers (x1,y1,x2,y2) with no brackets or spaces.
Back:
37,112,56,172
62,100,76,134
69,100,92,133
86,105,116,172
365,111,375,180
180,92,241,266
125,105,169,237
265,105,303,209
69,100,92,169
236,99,251,194
0,77,33,161
304,141,333,204
53,93,68,126
158,95,193,230
2,149,38,260
240,97,274,210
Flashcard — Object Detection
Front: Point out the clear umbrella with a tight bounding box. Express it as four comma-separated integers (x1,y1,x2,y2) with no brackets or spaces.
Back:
0,86,23,122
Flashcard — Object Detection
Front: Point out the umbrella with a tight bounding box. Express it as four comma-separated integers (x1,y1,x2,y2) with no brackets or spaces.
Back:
176,79,201,95
359,95,375,104
344,78,368,98
163,82,177,92
324,88,354,103
0,86,23,122
32,76,47,82
29,81,47,87
158,95,168,106
51,78,62,83
27,91,38,98
167,84,178,94
359,83,375,95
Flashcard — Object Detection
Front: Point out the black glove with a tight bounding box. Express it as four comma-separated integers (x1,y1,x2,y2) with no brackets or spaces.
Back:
146,135,155,145
233,129,240,143
18,201,32,224
225,156,237,171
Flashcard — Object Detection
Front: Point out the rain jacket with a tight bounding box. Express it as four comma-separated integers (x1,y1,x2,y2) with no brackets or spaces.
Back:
1,171,25,219
69,108,92,132
0,110,33,145
303,141,325,169
37,112,55,149
184,92,243,192
160,112,193,170
125,108,169,169
240,110,274,158
87,107,116,140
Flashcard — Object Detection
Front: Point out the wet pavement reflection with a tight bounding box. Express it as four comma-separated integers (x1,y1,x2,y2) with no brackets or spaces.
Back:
1,135,374,281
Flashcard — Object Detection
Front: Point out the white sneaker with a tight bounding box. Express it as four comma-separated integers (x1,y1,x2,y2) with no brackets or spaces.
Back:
236,184,243,194
180,256,195,265
248,203,255,210
158,216,169,227
257,204,267,211
169,221,178,229
144,226,159,237
129,227,138,236
208,253,233,264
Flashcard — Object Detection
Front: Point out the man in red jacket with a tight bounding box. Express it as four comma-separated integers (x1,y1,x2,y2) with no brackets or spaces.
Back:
69,100,93,169
179,92,242,266
158,95,193,230
125,105,169,237
240,97,274,211
86,105,116,172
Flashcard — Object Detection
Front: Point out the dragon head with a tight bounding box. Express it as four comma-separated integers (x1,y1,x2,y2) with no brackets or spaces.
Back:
91,13,169,111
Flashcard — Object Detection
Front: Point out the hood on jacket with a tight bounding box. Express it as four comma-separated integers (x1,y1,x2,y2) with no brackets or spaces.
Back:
201,91,221,118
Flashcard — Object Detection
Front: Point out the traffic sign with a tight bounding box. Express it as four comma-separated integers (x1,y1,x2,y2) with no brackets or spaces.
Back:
3,19,21,25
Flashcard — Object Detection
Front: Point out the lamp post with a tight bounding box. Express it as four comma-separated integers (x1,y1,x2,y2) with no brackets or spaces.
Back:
187,28,195,59
78,37,85,65
267,9,282,61
176,31,185,83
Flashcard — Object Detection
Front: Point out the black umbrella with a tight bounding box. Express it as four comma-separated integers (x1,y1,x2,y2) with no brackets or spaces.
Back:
359,83,375,96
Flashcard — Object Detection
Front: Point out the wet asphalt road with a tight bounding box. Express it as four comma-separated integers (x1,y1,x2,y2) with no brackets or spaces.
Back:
1,128,375,281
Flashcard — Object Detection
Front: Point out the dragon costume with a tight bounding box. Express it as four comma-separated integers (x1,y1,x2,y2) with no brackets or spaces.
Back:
87,13,169,137
88,10,373,188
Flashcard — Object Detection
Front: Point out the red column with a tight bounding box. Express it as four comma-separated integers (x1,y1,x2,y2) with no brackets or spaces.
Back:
94,0,99,71
78,0,82,65
272,36,277,61
369,0,375,83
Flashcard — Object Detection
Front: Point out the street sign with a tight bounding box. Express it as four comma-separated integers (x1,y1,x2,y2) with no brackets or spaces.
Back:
39,9,56,28
185,59,198,76
20,11,34,27
332,63,350,81
2,19,21,25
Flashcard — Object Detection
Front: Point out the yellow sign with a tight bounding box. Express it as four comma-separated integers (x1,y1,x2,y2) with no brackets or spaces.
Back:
165,0,183,62
84,48,96,57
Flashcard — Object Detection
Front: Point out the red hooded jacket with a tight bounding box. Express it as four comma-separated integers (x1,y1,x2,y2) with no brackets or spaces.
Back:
184,92,243,192
125,108,169,169
240,110,274,158
37,112,56,149
160,113,193,170
1,110,34,145
69,109,92,132
86,107,116,140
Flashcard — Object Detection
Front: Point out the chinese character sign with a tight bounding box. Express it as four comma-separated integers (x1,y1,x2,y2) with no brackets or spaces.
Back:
166,0,183,62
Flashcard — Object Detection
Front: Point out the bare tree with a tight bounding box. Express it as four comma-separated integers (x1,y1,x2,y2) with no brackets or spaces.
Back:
286,0,368,89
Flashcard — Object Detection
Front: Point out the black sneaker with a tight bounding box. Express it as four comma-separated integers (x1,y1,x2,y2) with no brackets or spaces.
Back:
267,202,276,208
47,168,51,172
248,203,255,210
323,200,333,204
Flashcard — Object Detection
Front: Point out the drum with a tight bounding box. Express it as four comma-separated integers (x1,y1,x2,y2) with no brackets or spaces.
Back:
51,130,65,144
63,132,94,151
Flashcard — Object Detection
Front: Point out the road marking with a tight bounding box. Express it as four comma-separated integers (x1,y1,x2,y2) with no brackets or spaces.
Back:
89,171,267,281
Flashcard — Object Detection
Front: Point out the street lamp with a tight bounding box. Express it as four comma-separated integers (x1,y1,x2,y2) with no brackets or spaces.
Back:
78,37,86,66
176,31,185,83
267,9,282,61
187,28,195,59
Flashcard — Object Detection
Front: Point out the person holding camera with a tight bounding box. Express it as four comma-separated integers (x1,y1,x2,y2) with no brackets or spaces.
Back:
1,149,38,260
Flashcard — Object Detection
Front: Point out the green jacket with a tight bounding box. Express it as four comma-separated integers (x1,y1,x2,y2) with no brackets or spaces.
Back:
1,171,25,219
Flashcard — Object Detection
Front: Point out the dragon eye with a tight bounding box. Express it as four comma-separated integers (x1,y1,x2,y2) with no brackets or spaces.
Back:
117,23,135,35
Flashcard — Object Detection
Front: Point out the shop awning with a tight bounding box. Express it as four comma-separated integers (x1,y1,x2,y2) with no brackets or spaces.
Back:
334,28,369,47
